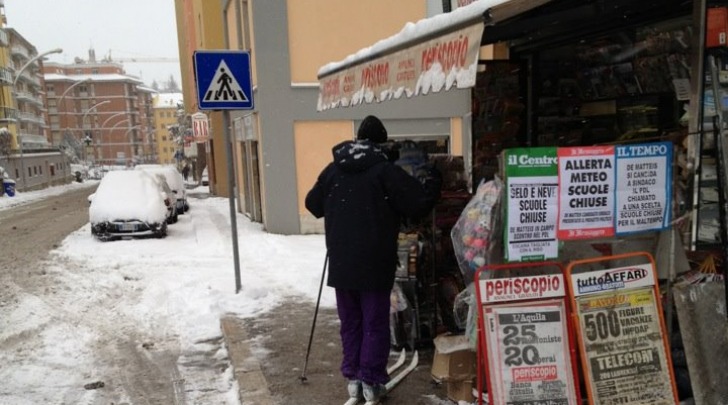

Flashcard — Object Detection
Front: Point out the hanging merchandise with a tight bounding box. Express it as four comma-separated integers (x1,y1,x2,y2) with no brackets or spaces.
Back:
451,176,504,285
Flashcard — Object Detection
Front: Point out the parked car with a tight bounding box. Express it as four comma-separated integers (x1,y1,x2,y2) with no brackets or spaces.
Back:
151,173,179,224
136,165,189,214
89,170,170,241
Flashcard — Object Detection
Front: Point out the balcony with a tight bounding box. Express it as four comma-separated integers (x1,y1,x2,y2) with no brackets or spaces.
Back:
16,69,41,87
17,111,46,126
0,29,8,47
0,67,12,85
19,132,52,150
0,106,16,121
14,90,44,106
10,45,29,59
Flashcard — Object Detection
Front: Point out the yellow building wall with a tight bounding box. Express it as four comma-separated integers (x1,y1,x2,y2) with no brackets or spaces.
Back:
287,0,427,83
153,107,179,165
175,0,228,196
0,25,16,149
451,117,463,156
295,120,351,229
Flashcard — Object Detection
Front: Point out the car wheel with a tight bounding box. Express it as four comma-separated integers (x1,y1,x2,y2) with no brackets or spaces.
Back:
96,233,115,242
155,222,168,238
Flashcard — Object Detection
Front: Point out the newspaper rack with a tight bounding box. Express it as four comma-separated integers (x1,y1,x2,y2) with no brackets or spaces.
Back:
565,251,679,405
474,261,582,405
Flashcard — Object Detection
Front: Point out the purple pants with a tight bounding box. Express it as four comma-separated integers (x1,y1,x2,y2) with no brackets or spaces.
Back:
335,288,391,385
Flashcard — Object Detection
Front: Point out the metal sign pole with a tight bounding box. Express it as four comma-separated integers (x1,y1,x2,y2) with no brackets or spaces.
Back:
223,109,242,293
193,48,253,294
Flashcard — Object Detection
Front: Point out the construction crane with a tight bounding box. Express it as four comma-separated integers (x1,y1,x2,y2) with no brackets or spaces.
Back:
102,50,179,64
108,57,179,63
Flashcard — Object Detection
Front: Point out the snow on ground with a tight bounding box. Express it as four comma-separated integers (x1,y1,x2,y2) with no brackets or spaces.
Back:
0,181,99,211
1,182,332,404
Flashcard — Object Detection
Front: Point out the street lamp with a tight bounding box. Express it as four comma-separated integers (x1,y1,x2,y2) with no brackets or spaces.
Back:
79,100,110,164
12,47,62,87
101,111,127,129
55,78,91,144
13,47,62,190
81,100,111,127
100,118,131,165
98,112,128,164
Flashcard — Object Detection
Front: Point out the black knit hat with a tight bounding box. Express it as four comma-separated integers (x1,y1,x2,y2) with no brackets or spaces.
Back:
357,115,388,144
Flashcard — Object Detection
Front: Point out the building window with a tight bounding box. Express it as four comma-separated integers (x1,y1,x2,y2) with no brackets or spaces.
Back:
28,167,32,177
39,166,42,175
163,147,167,153
92,69,98,74
15,168,19,178
47,84,54,93
160,123,165,130
162,136,167,141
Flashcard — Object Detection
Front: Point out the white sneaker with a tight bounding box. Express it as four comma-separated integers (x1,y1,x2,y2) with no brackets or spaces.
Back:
362,382,386,402
347,379,362,399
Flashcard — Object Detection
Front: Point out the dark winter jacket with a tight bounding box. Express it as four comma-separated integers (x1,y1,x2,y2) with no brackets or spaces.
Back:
305,140,441,291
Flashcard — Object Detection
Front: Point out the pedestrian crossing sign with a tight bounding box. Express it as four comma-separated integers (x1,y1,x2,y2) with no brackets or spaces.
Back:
194,51,254,110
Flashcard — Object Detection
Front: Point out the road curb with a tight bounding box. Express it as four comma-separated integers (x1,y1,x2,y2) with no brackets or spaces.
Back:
221,316,276,405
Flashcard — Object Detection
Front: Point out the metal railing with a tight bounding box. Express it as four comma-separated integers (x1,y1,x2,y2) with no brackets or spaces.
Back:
10,45,29,59
16,111,45,125
0,106,17,120
14,90,44,106
0,67,12,85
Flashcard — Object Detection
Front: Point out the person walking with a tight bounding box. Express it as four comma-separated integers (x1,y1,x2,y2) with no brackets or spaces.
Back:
182,163,190,182
305,115,441,403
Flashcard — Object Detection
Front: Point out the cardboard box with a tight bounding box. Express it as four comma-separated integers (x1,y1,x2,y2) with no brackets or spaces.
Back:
430,333,476,382
708,7,728,48
447,378,475,403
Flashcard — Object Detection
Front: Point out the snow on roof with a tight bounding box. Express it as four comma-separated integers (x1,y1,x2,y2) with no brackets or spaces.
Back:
153,93,183,108
44,73,143,84
136,85,157,93
317,0,510,77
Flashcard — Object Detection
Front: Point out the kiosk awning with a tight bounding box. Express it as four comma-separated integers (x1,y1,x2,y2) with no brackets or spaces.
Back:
316,0,552,111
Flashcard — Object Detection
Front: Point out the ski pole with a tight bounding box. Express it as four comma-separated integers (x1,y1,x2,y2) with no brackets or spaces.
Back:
299,252,328,384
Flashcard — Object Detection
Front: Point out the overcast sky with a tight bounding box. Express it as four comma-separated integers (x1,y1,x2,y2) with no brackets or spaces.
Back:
5,0,182,88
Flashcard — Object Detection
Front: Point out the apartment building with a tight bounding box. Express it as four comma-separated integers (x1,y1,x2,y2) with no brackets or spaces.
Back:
43,50,157,167
176,0,468,234
153,92,183,165
1,20,69,191
7,28,48,150
0,3,14,150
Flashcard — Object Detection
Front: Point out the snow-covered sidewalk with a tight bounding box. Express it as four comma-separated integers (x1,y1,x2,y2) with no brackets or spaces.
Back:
0,183,331,404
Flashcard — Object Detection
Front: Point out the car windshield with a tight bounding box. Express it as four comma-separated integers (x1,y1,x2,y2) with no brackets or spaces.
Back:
89,170,167,223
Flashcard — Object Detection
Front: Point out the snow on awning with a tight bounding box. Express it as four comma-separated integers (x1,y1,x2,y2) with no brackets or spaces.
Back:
316,0,551,111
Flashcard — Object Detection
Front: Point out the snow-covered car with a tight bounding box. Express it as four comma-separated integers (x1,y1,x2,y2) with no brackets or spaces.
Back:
89,170,170,241
136,165,188,214
150,173,179,224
